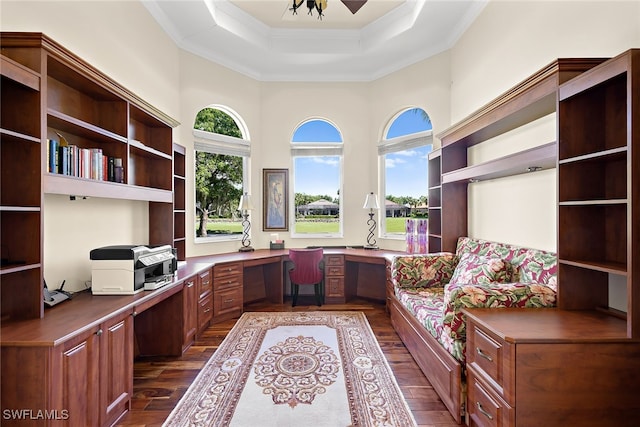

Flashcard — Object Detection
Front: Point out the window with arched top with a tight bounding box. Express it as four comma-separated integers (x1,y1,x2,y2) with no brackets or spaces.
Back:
290,119,343,237
193,105,250,241
378,108,433,238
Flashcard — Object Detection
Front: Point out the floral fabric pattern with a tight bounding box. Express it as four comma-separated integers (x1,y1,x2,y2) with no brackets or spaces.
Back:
391,253,458,289
449,253,515,286
442,281,557,363
391,237,558,364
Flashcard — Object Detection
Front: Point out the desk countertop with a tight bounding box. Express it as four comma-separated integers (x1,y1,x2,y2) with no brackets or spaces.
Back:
1,248,405,346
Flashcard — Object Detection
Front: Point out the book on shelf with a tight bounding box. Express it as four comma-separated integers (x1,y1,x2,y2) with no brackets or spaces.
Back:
47,140,124,183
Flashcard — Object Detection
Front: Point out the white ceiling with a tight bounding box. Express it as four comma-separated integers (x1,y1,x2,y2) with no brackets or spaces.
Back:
142,0,487,82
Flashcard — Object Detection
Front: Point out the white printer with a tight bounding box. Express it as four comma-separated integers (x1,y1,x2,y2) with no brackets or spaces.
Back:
90,245,176,295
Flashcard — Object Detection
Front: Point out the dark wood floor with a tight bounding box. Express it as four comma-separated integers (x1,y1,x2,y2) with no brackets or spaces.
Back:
115,298,459,427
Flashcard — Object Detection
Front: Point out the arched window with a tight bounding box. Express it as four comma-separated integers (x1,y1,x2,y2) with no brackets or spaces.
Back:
193,105,250,241
378,108,433,237
291,119,343,237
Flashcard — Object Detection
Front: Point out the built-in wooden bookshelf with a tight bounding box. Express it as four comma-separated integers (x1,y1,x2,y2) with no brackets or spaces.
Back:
433,58,606,253
173,143,186,261
557,48,639,338
0,32,179,322
0,54,43,321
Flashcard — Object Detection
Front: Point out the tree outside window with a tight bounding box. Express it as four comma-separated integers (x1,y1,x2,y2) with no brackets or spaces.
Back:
194,107,249,239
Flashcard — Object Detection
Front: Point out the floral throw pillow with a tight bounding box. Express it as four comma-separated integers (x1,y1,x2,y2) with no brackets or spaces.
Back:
392,253,459,289
449,252,514,285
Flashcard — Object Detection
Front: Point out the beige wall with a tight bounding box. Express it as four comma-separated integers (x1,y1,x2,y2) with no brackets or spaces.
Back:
2,0,638,293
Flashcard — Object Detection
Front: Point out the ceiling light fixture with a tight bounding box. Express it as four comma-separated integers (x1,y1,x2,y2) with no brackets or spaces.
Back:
289,0,368,20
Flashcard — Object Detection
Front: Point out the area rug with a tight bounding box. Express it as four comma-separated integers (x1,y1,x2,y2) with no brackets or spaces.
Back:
163,311,416,427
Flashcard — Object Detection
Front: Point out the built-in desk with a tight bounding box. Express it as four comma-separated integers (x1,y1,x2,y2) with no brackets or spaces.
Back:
0,248,402,427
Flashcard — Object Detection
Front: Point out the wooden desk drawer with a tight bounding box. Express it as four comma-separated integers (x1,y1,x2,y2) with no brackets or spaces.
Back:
325,255,344,267
467,368,513,427
468,323,504,389
198,292,213,331
197,268,212,298
326,277,345,298
325,265,344,276
214,274,242,291
214,287,243,317
214,262,243,279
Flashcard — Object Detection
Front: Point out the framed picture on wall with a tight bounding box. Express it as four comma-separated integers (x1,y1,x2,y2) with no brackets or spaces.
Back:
263,168,289,231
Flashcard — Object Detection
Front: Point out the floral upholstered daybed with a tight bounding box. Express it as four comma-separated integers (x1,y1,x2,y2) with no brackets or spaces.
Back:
387,237,557,423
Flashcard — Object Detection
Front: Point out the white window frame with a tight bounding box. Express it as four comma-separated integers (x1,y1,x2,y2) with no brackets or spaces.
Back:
377,129,433,239
290,122,344,239
193,106,251,244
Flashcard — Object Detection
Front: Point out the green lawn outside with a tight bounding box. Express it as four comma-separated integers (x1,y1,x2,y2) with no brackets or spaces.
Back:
202,217,412,234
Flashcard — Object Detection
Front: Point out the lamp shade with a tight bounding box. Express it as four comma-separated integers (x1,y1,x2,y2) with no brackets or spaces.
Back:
363,192,379,209
238,193,254,211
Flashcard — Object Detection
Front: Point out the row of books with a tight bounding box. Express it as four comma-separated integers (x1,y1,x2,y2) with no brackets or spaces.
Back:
47,139,125,183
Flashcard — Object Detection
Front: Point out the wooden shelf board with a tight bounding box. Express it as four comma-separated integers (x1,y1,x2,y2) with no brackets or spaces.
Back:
44,173,172,203
559,199,627,206
129,139,172,160
1,55,40,91
559,146,627,164
442,142,556,184
559,258,627,275
0,263,41,276
48,109,127,144
1,128,41,144
0,206,41,212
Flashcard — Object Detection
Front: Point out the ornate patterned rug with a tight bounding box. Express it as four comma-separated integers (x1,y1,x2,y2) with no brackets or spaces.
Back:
164,311,416,427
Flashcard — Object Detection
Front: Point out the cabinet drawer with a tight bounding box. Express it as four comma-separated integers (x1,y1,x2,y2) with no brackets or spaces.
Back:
214,262,243,279
214,287,243,317
198,293,213,331
325,265,344,276
469,324,503,387
326,276,344,297
467,368,514,427
325,255,344,267
198,268,212,298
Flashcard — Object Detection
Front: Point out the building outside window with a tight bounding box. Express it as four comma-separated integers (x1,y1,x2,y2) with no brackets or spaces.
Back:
378,108,432,238
291,119,343,237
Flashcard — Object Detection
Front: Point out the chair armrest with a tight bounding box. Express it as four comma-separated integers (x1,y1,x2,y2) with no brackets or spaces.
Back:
442,282,557,342
391,252,458,289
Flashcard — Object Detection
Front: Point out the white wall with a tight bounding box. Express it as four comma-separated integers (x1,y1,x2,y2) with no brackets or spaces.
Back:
449,0,640,251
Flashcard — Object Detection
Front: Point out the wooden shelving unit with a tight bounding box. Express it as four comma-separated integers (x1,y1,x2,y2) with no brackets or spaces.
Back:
0,32,179,322
427,149,442,252
1,54,43,321
557,48,639,338
433,58,605,252
173,143,186,261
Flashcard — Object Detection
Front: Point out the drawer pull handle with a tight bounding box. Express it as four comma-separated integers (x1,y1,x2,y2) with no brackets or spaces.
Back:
476,347,493,362
187,282,195,288
476,402,493,420
224,299,234,303
204,308,211,313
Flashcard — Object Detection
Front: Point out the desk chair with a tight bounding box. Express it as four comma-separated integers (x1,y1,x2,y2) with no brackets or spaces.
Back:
288,248,324,307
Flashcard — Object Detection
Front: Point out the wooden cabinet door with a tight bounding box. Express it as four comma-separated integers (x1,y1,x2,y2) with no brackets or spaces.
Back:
100,310,133,427
183,276,198,350
61,329,100,427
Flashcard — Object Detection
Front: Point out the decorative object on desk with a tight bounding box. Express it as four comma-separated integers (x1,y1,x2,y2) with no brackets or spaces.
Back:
238,192,255,252
263,168,289,231
269,233,285,249
163,311,416,427
363,192,379,250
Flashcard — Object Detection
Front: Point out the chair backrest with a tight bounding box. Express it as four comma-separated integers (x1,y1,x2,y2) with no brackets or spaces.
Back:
288,248,324,285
